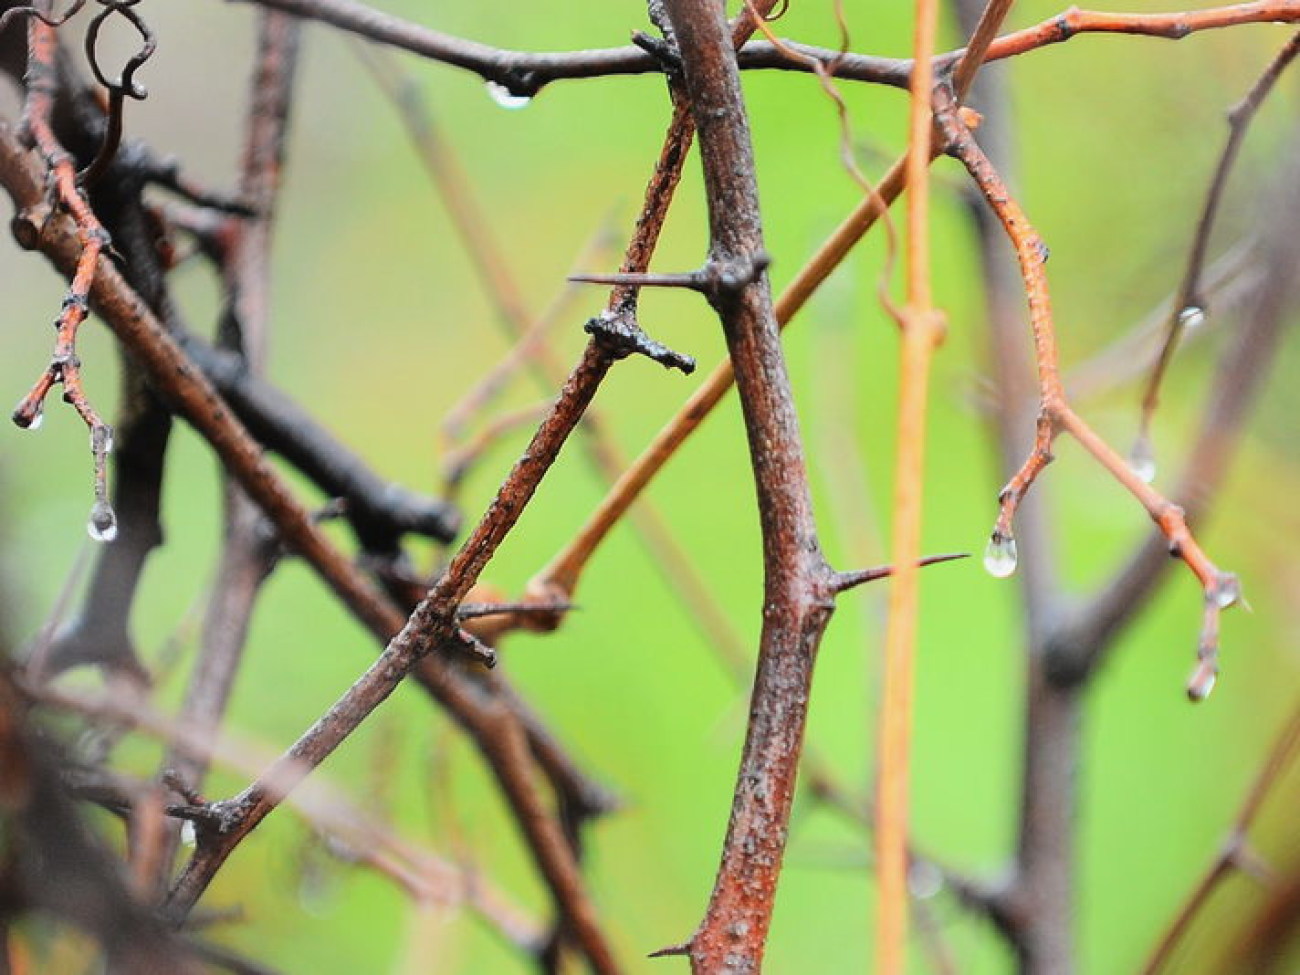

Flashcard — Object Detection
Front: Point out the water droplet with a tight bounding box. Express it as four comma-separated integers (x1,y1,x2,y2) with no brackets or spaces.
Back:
907,860,944,899
486,81,531,109
983,532,1018,578
180,820,197,847
87,500,118,543
1177,305,1206,331
90,426,114,455
1127,438,1156,484
1213,573,1242,610
1187,664,1217,702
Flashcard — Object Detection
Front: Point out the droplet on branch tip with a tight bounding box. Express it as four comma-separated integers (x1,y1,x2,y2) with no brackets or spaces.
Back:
1213,573,1243,610
485,82,531,110
1127,437,1157,484
983,532,1018,578
1187,662,1218,702
1177,305,1206,331
87,500,118,543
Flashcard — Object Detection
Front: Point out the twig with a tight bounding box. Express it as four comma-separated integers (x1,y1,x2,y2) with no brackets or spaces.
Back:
1132,30,1300,480
179,331,460,549
11,5,116,541
236,0,1300,94
155,8,302,898
0,120,620,974
933,84,1240,700
874,0,946,959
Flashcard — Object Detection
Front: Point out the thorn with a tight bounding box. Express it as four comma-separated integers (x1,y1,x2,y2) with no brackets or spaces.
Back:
648,941,692,959
449,628,497,668
456,600,576,621
833,552,969,594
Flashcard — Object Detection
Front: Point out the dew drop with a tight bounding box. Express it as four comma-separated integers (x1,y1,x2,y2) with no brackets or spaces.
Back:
486,81,531,110
1127,438,1156,484
983,532,1018,578
87,500,118,543
907,860,944,900
180,820,197,847
1187,664,1217,702
90,425,114,455
1177,305,1206,331
1213,573,1242,610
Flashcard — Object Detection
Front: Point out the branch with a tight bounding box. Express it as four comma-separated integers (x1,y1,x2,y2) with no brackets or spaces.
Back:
1141,699,1300,972
1133,29,1300,478
654,2,840,969
0,120,621,974
934,84,1240,700
236,0,1300,95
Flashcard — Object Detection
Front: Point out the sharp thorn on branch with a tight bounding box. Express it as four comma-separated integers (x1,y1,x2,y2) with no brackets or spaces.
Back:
833,551,969,594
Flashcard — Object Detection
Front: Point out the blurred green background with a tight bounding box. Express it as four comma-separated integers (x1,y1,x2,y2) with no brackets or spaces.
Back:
2,0,1298,971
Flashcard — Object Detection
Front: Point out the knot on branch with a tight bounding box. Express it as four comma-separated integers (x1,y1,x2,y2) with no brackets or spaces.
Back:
585,311,695,373
702,250,771,305
10,205,49,251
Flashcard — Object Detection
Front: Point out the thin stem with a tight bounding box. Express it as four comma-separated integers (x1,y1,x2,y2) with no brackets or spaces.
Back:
1134,30,1300,469
874,0,943,964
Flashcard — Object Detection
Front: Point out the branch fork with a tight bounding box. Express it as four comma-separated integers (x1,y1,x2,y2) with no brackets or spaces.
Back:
583,309,695,373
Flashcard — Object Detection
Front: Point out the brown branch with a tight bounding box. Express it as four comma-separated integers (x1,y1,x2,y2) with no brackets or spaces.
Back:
654,2,840,970
0,121,621,975
236,0,1300,95
874,0,945,960
1044,139,1300,688
154,8,301,898
12,6,115,540
933,84,1240,700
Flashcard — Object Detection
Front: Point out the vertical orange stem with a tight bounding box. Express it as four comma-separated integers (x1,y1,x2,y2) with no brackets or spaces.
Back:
874,0,941,967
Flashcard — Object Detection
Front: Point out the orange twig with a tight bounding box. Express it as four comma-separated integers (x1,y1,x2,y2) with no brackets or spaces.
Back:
873,0,944,965
13,8,116,541
934,85,1240,699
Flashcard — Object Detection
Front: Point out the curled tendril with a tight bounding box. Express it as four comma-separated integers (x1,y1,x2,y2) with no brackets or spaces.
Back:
85,0,156,101
0,0,90,35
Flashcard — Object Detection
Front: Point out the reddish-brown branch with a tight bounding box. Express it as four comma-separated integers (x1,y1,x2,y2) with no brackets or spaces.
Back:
13,7,115,539
655,2,840,970
934,84,1239,699
0,122,622,975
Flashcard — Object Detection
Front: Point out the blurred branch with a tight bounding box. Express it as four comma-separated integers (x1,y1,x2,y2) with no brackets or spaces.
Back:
0,112,621,975
155,8,301,900
1134,30,1300,479
1142,699,1300,973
